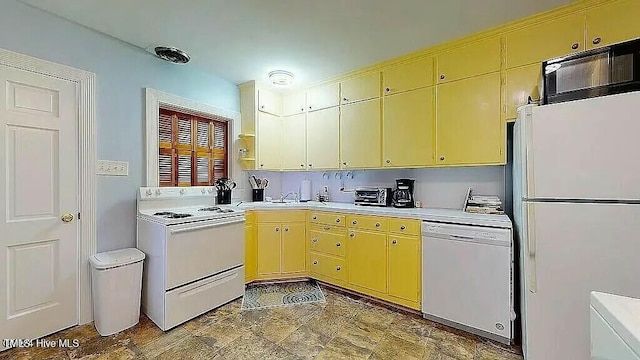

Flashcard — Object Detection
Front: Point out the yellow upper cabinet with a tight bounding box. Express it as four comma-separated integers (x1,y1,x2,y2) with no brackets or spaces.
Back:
505,64,542,121
306,107,340,170
586,0,640,49
281,114,307,170
257,112,282,170
340,99,381,169
382,87,435,167
257,88,282,116
437,72,503,165
506,12,585,69
437,37,502,83
282,91,307,116
307,82,340,111
383,57,434,95
340,71,381,104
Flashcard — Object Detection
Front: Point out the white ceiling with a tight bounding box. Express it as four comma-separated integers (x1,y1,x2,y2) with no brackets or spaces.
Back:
21,0,572,90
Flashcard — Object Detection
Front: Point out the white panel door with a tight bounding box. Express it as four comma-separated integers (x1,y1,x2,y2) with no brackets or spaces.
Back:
0,65,78,346
529,92,640,200
524,202,640,360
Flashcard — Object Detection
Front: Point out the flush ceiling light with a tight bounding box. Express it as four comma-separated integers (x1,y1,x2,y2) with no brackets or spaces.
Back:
269,70,295,86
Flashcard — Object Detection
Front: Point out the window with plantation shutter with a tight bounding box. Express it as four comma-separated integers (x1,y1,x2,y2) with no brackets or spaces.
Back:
158,108,228,187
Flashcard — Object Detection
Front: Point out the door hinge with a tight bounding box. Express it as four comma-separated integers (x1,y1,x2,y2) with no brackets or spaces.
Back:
78,212,81,220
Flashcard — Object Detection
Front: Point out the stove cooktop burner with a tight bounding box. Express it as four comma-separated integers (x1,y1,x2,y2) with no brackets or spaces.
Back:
198,207,235,213
166,213,193,219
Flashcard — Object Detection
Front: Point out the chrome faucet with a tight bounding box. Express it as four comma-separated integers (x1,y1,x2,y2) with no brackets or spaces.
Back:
280,192,299,203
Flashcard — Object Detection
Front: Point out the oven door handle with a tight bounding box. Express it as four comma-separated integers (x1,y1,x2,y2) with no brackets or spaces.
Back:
170,218,245,234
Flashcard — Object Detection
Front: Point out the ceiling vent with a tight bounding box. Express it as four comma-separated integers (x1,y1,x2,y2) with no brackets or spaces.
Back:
154,46,190,64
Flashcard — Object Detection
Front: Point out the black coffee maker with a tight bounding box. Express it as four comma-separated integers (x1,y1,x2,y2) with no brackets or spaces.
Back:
392,179,415,208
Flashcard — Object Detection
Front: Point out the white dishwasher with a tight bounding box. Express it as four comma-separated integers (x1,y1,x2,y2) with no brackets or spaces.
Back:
422,221,513,344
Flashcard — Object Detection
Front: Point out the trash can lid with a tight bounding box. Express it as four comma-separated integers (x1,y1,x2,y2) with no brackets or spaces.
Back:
89,248,146,270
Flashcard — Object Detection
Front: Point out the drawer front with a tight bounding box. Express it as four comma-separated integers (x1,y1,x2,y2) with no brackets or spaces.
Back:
310,252,347,282
347,215,388,232
165,267,244,330
309,230,346,257
388,218,421,235
309,212,346,227
256,210,306,223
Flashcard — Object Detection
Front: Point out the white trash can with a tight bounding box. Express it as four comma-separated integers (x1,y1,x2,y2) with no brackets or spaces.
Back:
89,248,146,336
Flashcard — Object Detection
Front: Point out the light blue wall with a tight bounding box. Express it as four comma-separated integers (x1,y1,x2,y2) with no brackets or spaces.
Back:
0,0,240,252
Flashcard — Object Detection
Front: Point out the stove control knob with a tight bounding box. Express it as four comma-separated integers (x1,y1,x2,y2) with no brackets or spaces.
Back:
179,189,185,195
201,188,206,194
155,189,162,196
207,188,215,194
145,189,153,196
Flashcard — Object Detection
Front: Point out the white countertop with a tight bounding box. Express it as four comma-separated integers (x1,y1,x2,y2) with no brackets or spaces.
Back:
236,201,512,229
591,292,640,355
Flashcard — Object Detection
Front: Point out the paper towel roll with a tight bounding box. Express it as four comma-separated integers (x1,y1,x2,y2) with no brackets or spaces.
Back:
300,179,311,202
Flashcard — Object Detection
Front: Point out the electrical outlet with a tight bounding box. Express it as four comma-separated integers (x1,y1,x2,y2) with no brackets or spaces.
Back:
323,185,329,192
97,160,129,176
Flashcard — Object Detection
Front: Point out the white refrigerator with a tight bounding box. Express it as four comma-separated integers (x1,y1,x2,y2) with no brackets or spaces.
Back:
513,92,640,360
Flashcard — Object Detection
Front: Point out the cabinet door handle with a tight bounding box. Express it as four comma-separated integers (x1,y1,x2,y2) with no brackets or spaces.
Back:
342,97,348,102
400,225,406,231
440,74,445,80
300,164,305,167
439,156,445,161
313,260,318,265
312,215,318,220
260,105,265,109
342,162,347,166
284,227,289,232
301,107,305,111
592,37,601,45
392,239,398,245
385,87,391,93
349,232,355,238
335,218,341,223
275,227,280,232
336,242,341,247
571,42,579,50
308,106,312,110
336,266,341,271
352,220,358,225
308,164,313,167
312,238,318,243
375,222,381,228
385,159,391,164
260,164,264,167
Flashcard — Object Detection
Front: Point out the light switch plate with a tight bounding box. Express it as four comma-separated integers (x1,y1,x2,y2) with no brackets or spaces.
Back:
97,160,129,176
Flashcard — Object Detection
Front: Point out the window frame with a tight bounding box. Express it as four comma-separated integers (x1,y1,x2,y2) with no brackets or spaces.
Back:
145,88,240,187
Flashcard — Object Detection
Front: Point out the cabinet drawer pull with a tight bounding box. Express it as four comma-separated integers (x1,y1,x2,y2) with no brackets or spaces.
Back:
349,232,355,238
336,266,341,271
400,225,406,231
313,260,318,265
323,226,331,231
312,215,317,220
392,239,398,245
335,218,341,223
375,222,381,228
312,238,318,243
336,242,341,247
571,42,579,50
352,220,358,225
593,37,601,45
284,227,289,232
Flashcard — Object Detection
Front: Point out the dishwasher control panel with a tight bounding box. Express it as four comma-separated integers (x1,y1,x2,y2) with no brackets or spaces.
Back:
422,221,511,246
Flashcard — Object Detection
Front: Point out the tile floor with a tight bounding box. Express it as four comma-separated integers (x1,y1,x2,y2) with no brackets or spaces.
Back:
1,285,523,360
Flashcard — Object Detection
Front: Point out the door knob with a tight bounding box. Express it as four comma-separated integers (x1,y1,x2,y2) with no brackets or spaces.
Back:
61,213,74,223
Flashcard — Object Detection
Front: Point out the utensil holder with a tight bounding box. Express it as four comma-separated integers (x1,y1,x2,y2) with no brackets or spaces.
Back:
252,189,265,202
217,189,232,205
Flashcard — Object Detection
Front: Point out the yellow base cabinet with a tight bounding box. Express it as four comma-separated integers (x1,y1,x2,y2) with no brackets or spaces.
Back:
347,229,388,294
382,87,435,167
388,234,421,303
244,212,257,283
436,72,504,165
586,0,640,50
255,211,306,279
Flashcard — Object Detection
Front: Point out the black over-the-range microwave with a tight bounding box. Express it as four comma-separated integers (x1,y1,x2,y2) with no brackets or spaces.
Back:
543,38,640,105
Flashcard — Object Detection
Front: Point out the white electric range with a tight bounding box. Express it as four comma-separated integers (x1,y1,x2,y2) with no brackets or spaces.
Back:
136,186,245,331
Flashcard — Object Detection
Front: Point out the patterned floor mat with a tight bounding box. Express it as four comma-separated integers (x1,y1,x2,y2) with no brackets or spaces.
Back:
241,280,326,310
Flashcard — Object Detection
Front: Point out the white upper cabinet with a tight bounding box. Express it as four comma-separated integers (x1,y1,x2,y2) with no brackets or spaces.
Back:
258,88,282,116
306,82,340,111
282,91,307,116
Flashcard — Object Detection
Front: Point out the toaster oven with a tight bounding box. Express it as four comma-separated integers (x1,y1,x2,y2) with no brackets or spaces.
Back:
354,187,392,207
